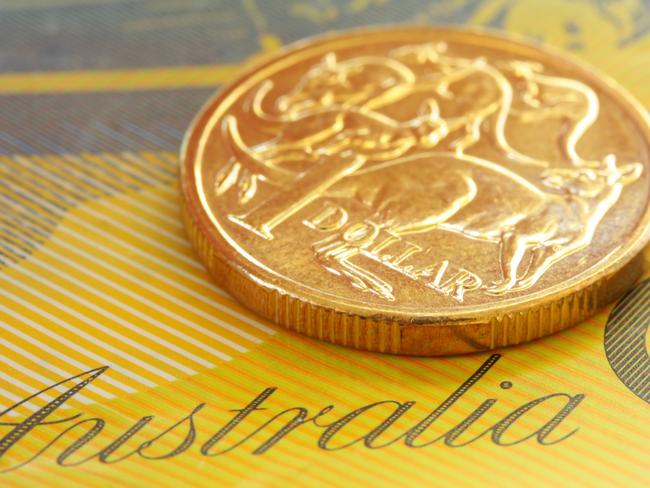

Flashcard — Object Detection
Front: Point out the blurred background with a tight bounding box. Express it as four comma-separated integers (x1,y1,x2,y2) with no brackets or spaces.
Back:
1,0,649,158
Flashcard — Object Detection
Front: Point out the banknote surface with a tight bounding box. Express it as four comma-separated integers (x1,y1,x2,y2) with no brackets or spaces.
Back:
1,1,650,486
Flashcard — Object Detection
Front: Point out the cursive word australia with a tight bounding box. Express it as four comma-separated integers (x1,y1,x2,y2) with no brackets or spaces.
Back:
0,355,584,472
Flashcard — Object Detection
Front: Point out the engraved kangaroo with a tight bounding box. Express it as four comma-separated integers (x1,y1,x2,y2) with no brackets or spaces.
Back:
313,153,642,299
213,43,644,300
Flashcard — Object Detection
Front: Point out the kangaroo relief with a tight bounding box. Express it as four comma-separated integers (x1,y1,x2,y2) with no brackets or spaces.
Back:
303,153,642,300
212,42,644,302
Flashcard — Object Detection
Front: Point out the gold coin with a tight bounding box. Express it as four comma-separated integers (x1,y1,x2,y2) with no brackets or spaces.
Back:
181,27,650,355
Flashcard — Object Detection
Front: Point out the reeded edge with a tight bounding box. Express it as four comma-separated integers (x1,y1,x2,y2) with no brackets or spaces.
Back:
181,191,643,355
180,25,650,353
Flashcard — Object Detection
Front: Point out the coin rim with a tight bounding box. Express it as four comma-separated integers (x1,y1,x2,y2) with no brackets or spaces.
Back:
181,25,650,324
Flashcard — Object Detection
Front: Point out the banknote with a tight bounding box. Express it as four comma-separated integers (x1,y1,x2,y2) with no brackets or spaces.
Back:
1,1,649,486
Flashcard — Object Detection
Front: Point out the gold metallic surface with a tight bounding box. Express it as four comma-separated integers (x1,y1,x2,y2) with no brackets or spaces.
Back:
181,27,650,355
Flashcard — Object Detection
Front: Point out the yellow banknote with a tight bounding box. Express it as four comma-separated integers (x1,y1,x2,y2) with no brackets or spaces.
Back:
1,1,649,486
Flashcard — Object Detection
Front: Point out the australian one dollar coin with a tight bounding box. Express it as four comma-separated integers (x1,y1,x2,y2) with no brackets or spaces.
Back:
181,27,650,355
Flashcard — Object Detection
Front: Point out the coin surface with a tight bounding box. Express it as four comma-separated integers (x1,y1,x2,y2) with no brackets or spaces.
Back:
181,27,650,355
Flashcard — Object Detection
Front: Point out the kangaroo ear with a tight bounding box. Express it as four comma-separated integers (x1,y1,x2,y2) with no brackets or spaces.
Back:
618,162,643,185
434,41,448,53
322,53,337,71
540,169,567,189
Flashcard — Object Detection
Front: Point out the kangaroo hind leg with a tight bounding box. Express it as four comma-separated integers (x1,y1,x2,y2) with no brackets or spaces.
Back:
485,230,531,295
515,238,589,290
